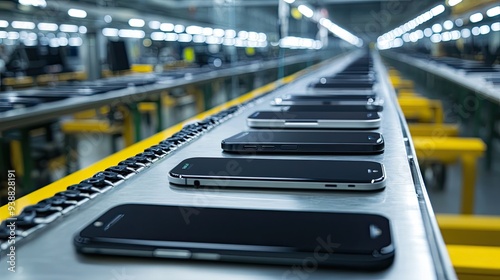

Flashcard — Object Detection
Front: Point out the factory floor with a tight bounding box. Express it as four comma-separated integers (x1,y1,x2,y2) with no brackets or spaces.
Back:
427,155,500,215
412,75,500,215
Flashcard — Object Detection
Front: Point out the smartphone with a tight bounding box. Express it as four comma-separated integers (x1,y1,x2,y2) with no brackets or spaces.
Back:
168,157,386,190
74,204,395,270
307,88,376,95
271,94,380,106
221,131,384,154
310,78,374,89
271,95,383,112
278,105,382,113
317,77,375,85
328,74,375,81
247,111,381,129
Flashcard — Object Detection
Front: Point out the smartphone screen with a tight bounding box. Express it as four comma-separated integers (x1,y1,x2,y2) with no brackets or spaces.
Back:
75,204,394,269
169,157,385,190
280,105,381,112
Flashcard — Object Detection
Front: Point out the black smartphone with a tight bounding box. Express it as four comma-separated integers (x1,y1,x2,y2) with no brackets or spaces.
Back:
328,73,375,81
318,77,375,84
168,157,386,190
74,204,395,270
221,131,384,154
279,105,382,113
271,95,383,112
247,111,381,129
271,94,379,105
310,78,374,89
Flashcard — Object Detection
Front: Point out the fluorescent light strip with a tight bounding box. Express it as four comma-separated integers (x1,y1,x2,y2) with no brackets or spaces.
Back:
480,25,490,35
164,33,178,41
193,35,206,43
102,28,118,37
206,36,221,44
60,24,78,33
151,32,165,41
378,4,446,45
149,21,160,29
213,28,224,37
118,29,145,38
174,25,185,33
19,0,46,7
461,28,471,38
279,36,322,50
472,27,480,36
238,30,248,40
69,37,83,46
448,0,462,7
186,25,202,35
319,18,362,47
160,23,174,32
487,6,500,18
68,8,87,18
470,13,483,23
97,20,272,49
225,29,236,38
129,19,145,28
223,38,235,46
202,27,212,36
443,20,453,30
431,5,445,16
12,21,35,29
492,22,500,32
297,5,314,18
178,33,192,42
38,22,58,31
258,33,267,42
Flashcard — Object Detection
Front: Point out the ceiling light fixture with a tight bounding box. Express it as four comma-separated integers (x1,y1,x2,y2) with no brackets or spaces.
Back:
59,24,78,33
118,29,145,39
431,5,445,16
447,0,462,7
18,0,46,8
68,8,87,18
486,6,500,18
12,21,35,29
128,19,145,28
186,25,203,35
102,28,118,37
160,23,174,32
469,13,483,23
297,5,314,18
37,22,58,31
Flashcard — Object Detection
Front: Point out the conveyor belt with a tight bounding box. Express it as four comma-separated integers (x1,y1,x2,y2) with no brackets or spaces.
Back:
0,52,332,132
0,51,455,279
383,52,500,104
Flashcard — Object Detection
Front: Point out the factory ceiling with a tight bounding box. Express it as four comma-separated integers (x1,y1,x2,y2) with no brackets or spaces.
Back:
0,0,444,42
